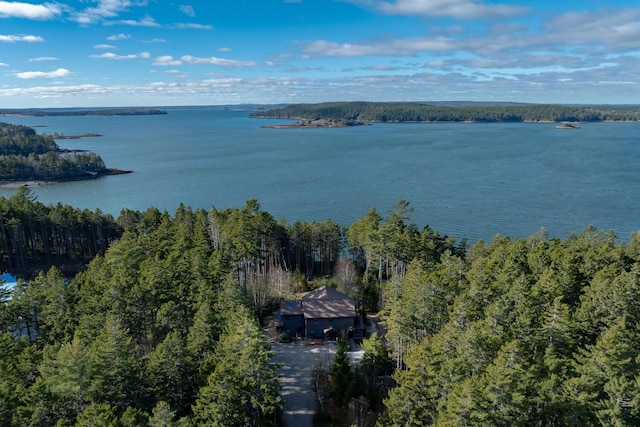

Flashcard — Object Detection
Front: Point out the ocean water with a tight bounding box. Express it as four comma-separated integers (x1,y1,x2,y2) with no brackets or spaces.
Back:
1,107,639,243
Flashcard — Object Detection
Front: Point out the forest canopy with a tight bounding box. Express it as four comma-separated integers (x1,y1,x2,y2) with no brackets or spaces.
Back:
250,101,640,123
1,191,640,426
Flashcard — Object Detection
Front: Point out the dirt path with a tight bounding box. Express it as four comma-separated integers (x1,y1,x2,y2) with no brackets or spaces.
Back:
272,342,337,427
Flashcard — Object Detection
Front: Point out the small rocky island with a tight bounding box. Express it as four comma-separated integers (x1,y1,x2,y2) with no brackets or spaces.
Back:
0,122,130,187
261,118,369,129
555,122,581,129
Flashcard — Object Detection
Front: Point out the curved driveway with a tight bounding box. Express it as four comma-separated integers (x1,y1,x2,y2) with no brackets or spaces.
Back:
272,342,337,427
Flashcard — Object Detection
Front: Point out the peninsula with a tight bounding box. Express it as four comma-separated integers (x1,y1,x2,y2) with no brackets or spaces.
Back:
0,122,130,186
50,133,103,140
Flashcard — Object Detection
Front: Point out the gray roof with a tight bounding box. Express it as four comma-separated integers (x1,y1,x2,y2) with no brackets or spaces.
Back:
302,285,350,300
302,298,356,319
280,286,356,319
280,299,304,315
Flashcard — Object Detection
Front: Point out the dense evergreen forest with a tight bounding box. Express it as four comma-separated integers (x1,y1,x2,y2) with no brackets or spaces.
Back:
250,101,640,123
0,122,113,182
1,191,640,426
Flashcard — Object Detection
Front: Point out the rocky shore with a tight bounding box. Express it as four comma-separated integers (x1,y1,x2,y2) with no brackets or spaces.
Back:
0,168,132,189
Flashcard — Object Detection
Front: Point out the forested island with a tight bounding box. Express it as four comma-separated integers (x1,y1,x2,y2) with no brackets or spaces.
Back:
251,101,640,124
0,107,167,117
0,122,129,184
1,190,640,426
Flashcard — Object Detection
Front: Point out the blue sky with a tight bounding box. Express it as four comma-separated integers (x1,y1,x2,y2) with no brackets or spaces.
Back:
1,0,640,107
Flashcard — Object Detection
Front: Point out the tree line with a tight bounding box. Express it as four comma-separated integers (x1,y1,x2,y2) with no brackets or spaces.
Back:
250,101,640,123
0,187,121,276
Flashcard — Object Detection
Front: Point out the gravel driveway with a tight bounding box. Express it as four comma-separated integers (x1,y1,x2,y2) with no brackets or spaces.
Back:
272,341,338,427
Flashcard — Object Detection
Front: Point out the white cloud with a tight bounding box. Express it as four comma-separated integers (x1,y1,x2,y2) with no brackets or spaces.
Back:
180,5,195,17
90,51,150,60
0,1,62,19
0,62,7,66
153,55,182,66
29,56,59,62
94,44,117,49
362,64,402,71
72,0,148,24
106,15,161,27
15,68,71,79
218,47,232,52
107,33,130,41
545,9,640,52
348,0,529,19
302,37,455,57
171,23,212,30
143,38,167,43
0,34,43,42
181,55,257,67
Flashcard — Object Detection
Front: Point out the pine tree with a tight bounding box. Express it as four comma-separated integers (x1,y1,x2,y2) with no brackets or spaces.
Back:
331,339,353,407
87,314,148,412
192,307,280,426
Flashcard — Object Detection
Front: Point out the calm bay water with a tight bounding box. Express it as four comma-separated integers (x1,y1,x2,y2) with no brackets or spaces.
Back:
1,107,639,243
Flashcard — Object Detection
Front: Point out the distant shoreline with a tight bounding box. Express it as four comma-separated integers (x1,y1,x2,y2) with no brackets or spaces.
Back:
0,107,167,117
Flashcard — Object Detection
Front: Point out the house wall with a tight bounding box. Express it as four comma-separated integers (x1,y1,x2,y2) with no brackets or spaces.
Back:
306,317,355,339
281,314,305,337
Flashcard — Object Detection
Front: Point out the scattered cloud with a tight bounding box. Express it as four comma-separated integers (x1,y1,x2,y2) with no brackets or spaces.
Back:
0,1,62,20
15,68,71,79
107,33,131,41
90,52,151,60
362,64,403,71
165,69,189,78
171,23,212,30
0,62,7,66
180,5,195,17
2,67,639,105
29,56,59,62
302,36,455,57
348,0,529,20
143,38,167,43
0,34,43,42
153,55,182,66
544,9,640,52
2,1,640,106
181,55,257,67
105,16,161,27
71,0,148,25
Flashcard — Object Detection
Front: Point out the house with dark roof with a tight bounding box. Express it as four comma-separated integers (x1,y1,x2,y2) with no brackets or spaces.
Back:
277,285,362,340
